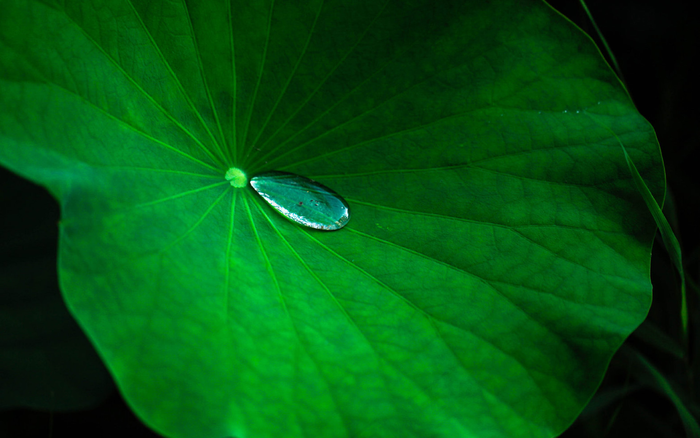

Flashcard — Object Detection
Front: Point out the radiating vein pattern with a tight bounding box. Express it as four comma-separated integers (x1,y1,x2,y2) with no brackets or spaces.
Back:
0,1,664,438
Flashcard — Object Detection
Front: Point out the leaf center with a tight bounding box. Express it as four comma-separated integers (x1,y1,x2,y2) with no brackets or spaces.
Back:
225,167,248,188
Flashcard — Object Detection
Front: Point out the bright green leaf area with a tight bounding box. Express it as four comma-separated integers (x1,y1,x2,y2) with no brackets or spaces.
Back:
0,0,664,437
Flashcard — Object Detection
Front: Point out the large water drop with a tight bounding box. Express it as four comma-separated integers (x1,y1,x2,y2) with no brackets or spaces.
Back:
250,171,350,231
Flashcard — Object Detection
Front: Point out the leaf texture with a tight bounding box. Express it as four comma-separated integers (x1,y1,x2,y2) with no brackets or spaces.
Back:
0,1,664,437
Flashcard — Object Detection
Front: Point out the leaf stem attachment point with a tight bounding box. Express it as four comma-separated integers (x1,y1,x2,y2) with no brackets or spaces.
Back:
225,167,248,188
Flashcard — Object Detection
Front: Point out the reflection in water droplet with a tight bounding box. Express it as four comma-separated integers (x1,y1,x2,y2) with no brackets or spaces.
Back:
250,171,350,231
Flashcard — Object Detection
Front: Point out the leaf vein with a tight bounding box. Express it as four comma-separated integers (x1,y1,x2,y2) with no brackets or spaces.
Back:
124,0,226,162
248,0,392,169
182,0,229,162
239,0,275,159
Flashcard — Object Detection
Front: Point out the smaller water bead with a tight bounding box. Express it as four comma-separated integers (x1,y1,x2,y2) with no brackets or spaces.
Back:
250,171,350,231
225,167,247,188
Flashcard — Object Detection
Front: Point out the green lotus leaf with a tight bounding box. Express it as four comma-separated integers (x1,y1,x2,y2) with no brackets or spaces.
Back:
0,0,664,437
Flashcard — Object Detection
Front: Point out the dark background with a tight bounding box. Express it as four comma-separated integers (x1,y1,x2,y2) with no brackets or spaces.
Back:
1,0,698,437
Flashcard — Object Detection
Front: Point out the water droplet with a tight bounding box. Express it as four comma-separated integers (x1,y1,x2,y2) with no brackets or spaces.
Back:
563,110,568,113
250,171,350,231
225,167,247,188
576,110,579,113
